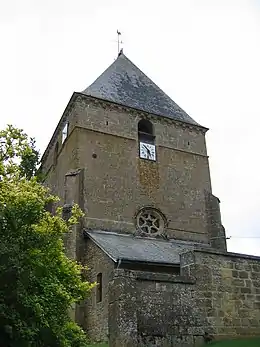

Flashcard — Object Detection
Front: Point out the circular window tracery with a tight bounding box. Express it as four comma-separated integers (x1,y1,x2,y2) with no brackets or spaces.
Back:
135,207,166,236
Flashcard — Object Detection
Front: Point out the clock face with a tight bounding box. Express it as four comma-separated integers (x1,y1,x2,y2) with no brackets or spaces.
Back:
139,142,156,161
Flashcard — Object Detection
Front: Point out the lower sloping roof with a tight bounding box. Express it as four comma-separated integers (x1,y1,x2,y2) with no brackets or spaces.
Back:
86,230,210,265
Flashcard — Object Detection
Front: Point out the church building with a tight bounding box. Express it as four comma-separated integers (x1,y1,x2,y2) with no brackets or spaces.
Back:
41,51,260,347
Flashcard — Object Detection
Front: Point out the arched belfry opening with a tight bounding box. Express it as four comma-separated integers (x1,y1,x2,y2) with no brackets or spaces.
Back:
138,119,154,143
138,119,156,161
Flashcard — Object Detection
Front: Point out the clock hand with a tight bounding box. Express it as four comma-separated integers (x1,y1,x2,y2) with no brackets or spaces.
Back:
143,145,151,157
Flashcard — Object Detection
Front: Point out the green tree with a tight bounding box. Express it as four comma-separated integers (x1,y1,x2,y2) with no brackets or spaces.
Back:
0,125,94,346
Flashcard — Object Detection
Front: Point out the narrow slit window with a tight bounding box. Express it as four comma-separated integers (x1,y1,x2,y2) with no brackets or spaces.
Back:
62,123,68,144
96,273,102,303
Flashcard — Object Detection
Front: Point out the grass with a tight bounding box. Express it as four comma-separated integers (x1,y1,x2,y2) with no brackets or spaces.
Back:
208,337,260,347
86,344,108,347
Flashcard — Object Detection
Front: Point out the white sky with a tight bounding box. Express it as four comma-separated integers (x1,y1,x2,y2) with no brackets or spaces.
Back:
0,0,259,255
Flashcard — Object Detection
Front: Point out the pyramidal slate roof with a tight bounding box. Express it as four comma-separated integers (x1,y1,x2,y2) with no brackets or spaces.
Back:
82,51,199,126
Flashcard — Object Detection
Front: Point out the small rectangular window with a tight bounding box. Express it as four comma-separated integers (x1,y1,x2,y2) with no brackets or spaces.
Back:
96,273,102,303
62,123,68,144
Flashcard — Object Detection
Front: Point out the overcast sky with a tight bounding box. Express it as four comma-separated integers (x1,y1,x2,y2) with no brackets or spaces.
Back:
0,0,259,255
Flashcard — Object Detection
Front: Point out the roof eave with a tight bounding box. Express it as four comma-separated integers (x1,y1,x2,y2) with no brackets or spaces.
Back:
77,92,209,132
117,258,180,266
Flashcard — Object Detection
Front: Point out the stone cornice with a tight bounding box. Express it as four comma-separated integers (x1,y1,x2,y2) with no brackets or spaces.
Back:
75,92,209,135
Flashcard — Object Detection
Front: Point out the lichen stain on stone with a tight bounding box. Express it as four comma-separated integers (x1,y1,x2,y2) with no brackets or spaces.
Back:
138,159,159,195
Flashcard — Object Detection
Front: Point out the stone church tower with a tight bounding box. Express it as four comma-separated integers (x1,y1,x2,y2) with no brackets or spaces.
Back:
41,50,226,250
41,52,260,346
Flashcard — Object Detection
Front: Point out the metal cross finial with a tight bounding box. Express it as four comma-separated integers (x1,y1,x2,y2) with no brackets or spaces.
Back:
117,30,123,54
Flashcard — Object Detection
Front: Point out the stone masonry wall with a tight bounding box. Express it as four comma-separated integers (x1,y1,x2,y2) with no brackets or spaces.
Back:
42,128,79,206
74,95,213,245
108,250,260,347
181,249,260,339
205,193,227,251
108,269,207,347
81,240,115,343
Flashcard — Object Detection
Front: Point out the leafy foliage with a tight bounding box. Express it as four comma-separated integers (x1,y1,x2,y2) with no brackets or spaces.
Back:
0,125,40,180
0,125,94,346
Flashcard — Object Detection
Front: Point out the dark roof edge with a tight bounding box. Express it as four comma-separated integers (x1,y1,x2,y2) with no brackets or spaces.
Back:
77,92,209,132
118,259,180,267
40,92,78,163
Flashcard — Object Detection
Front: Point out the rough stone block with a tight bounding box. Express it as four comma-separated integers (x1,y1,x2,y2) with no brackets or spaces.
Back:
252,280,260,287
250,272,260,280
245,279,253,288
222,262,234,269
251,264,260,272
232,278,245,287
235,263,245,270
239,271,249,279
240,287,252,294
171,335,194,347
253,301,260,309
232,270,239,278
193,335,205,347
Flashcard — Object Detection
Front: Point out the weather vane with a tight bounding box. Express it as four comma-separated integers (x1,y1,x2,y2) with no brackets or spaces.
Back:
117,30,123,54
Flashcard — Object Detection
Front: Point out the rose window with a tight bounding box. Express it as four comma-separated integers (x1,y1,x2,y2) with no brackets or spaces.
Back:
136,208,166,236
